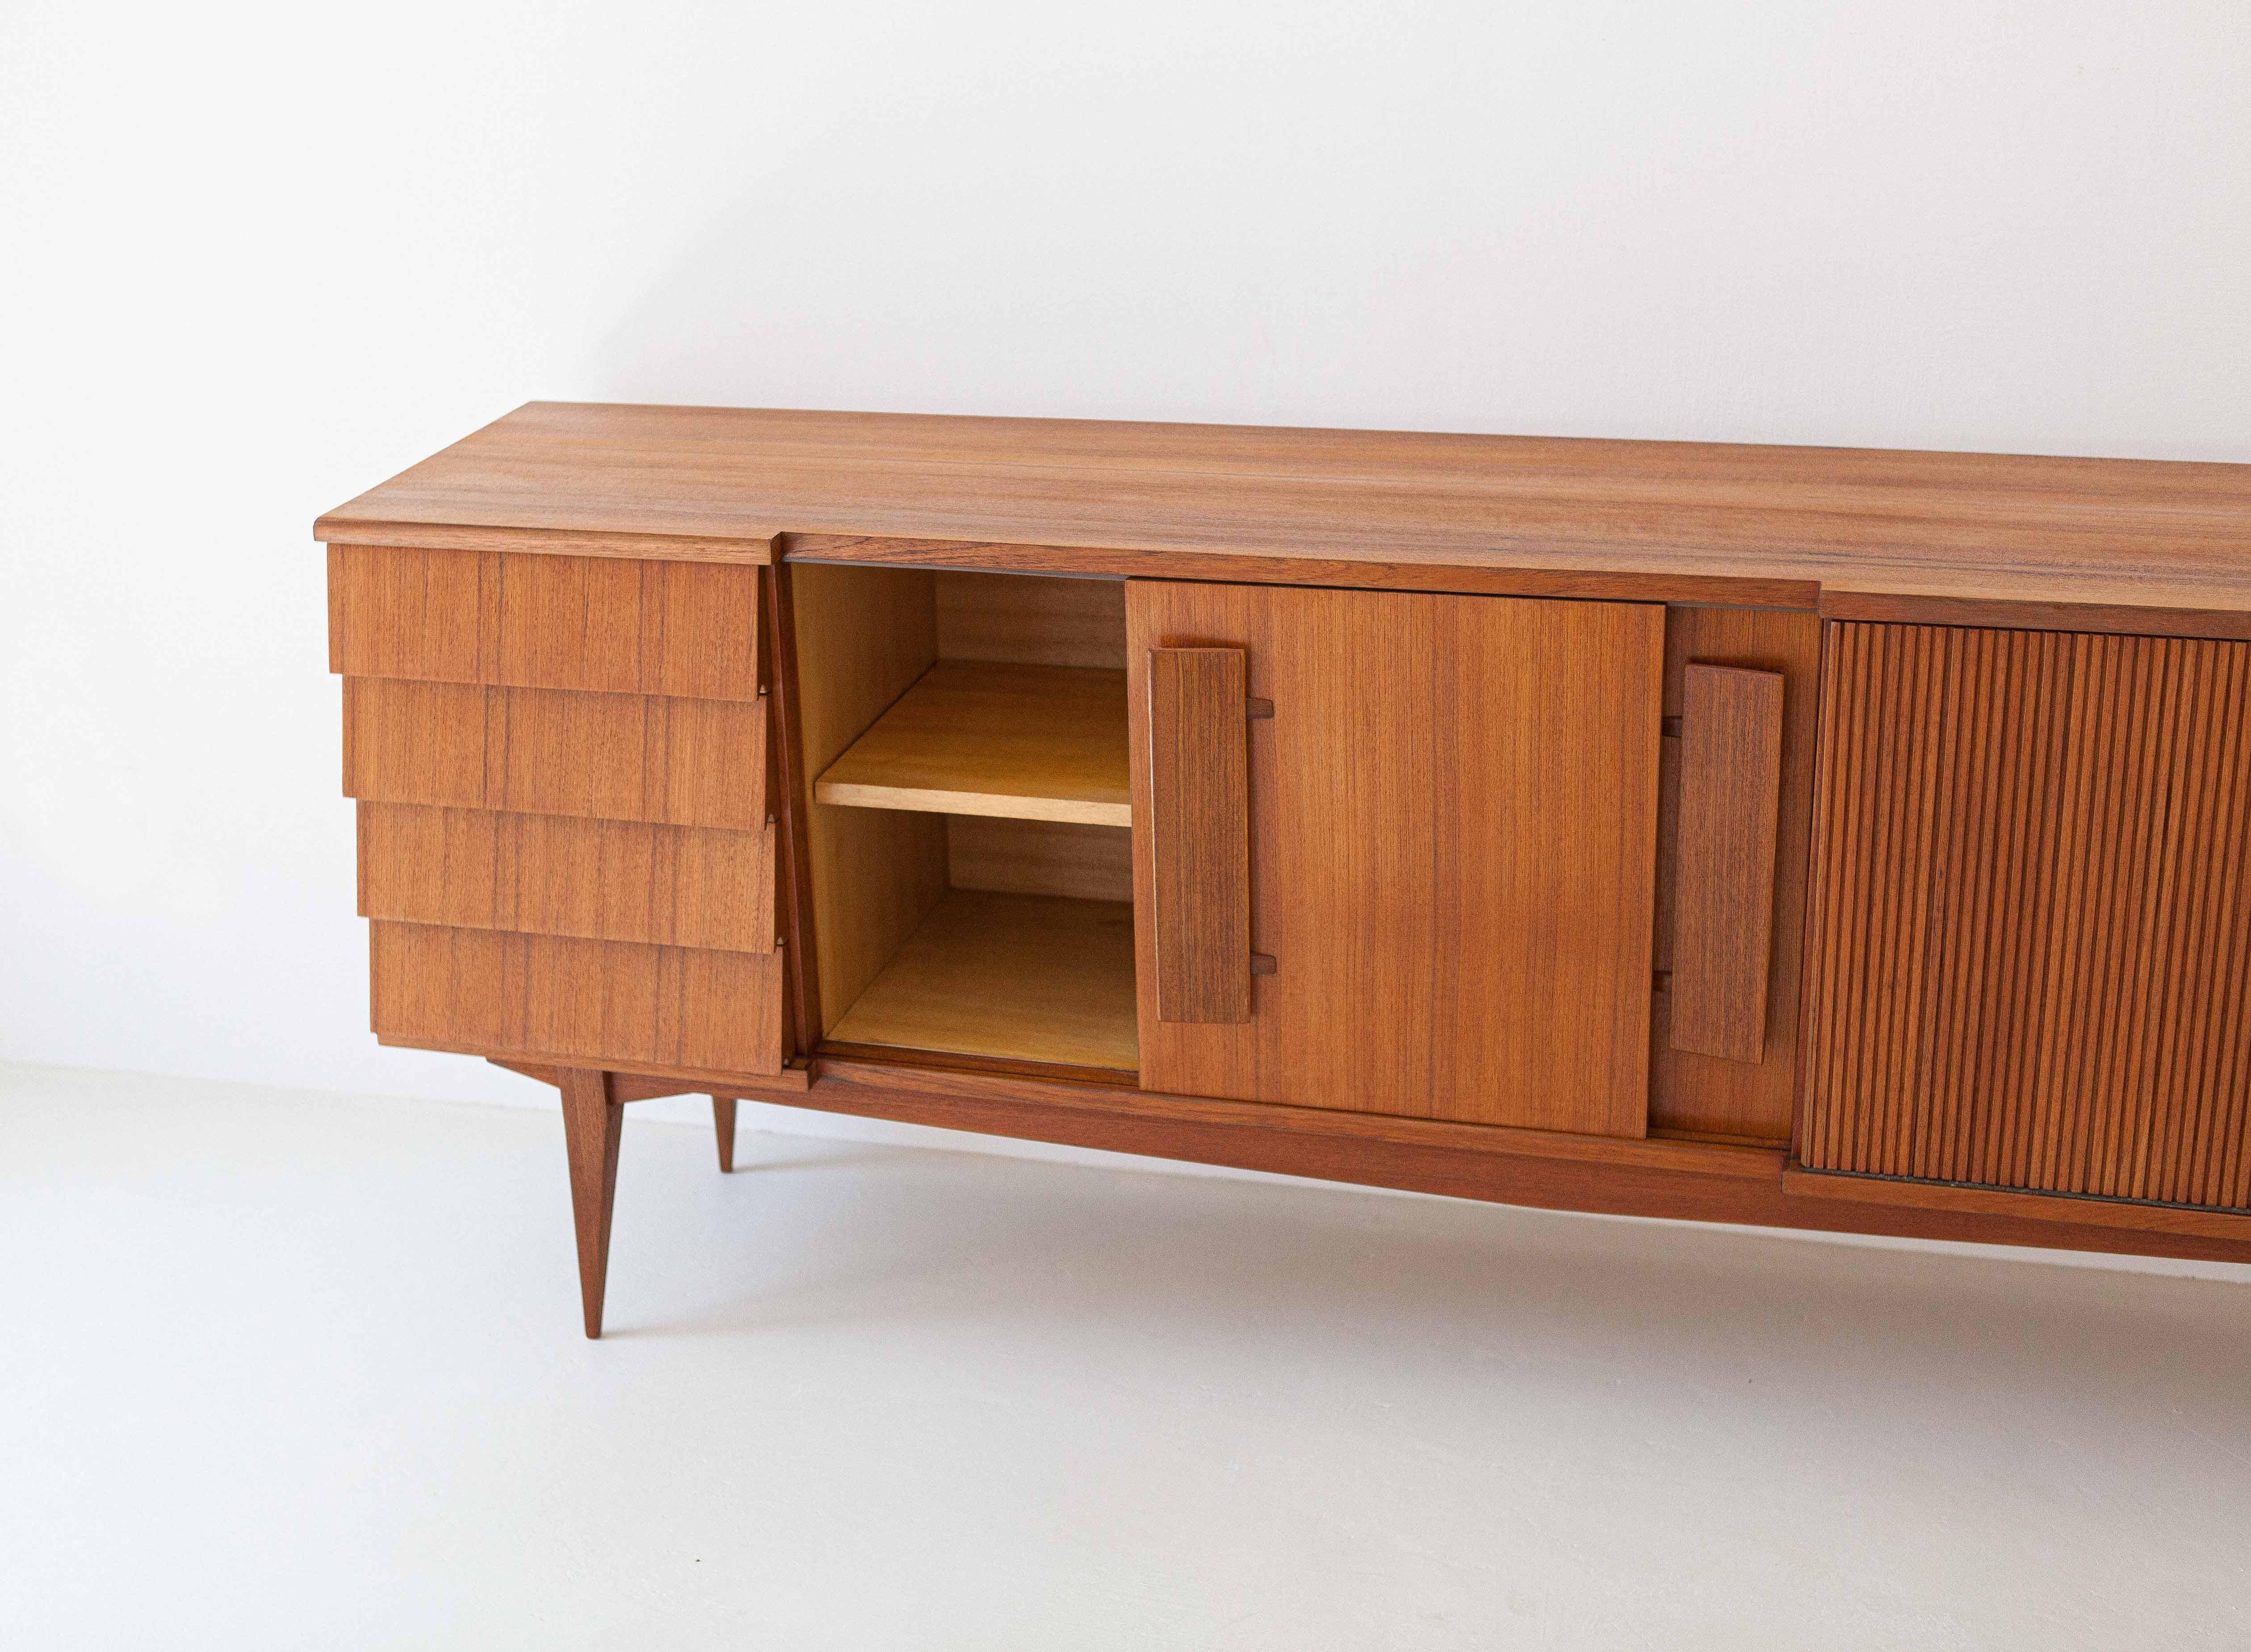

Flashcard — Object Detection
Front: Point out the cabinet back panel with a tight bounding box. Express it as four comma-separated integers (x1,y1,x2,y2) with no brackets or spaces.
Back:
1802,622,2251,1209
947,816,1134,903
934,570,1126,669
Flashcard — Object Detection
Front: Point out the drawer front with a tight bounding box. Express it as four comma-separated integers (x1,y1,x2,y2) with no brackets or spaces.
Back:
370,920,785,1076
334,545,788,1078
328,543,763,700
1802,622,2251,1210
341,678,768,830
357,802,776,954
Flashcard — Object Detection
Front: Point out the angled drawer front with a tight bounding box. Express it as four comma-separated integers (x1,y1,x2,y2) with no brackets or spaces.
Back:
332,544,784,1078
369,921,784,1075
357,802,776,954
1802,622,2251,1210
341,678,767,829
328,543,763,700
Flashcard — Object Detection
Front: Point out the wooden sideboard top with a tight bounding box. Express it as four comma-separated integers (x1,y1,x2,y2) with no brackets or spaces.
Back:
316,401,2251,633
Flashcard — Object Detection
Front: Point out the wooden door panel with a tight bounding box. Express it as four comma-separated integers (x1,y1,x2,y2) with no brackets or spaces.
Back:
1802,622,2251,1209
1429,596,1664,1134
1668,664,1786,1063
1128,581,1662,1135
1647,606,1822,1145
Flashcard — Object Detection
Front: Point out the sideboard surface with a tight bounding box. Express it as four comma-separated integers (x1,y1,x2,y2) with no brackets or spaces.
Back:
317,403,2251,1336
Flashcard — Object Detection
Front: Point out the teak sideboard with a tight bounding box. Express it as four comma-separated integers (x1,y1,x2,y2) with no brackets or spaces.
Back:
316,402,2251,1335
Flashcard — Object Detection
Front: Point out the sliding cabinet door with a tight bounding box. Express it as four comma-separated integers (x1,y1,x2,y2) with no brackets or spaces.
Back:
1127,581,1663,1137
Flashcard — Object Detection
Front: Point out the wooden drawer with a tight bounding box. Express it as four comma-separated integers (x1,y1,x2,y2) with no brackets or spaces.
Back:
357,802,776,954
1802,623,2251,1211
341,678,768,830
369,920,784,1076
328,543,763,700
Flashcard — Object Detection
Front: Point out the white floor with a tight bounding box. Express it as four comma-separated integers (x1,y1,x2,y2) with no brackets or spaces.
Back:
4,1064,2248,1651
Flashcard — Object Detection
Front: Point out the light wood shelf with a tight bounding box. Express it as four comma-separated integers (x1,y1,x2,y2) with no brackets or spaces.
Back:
827,888,1139,1073
813,661,1132,827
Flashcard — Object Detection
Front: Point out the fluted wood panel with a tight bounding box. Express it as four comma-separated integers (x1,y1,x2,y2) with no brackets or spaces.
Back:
341,678,767,830
328,543,762,700
369,921,784,1075
357,802,775,954
1803,622,2251,1211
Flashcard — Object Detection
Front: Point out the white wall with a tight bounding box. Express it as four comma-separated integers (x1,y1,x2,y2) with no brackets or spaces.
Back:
4,1,2249,1107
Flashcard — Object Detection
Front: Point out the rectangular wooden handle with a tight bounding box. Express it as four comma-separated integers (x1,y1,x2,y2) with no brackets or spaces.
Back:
1147,647,1252,1024
1671,664,1785,1063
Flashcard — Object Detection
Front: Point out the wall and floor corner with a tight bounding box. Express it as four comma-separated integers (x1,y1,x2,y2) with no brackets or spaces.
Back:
5,1,2249,1131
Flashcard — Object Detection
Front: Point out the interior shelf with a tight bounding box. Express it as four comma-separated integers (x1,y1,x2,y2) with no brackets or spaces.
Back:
813,660,1132,827
826,887,1139,1073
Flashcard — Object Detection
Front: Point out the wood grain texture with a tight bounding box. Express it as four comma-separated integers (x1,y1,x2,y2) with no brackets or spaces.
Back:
711,1095,737,1173
813,661,1132,826
945,816,1134,903
795,534,1811,609
340,678,767,830
787,563,948,1035
1146,648,1251,1024
1648,608,1822,1144
356,802,775,953
318,402,2251,628
764,561,824,1052
1780,1166,2251,1243
320,521,777,563
826,889,1139,1073
1128,581,1660,1134
933,570,1127,668
328,543,763,700
1670,665,1786,1062
486,1048,2251,1264
370,920,784,1075
1818,588,2251,642
1429,594,1663,1133
1802,621,2251,1211
558,1068,623,1338
783,1059,2251,1266
485,1057,811,1099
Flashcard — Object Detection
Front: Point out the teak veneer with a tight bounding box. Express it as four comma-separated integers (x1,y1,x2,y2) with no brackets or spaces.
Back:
318,402,2251,1336
813,659,1132,826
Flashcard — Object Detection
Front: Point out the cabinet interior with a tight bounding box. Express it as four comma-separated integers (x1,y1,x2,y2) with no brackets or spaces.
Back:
790,565,1138,1076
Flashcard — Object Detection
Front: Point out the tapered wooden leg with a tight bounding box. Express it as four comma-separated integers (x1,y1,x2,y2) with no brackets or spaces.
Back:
558,1068,623,1339
712,1095,737,1173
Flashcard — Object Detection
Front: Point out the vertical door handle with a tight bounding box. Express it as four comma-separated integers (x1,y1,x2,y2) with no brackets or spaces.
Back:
1147,647,1253,1023
1670,664,1785,1062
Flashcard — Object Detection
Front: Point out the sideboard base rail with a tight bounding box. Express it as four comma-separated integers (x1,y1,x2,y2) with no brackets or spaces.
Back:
491,1054,2251,1335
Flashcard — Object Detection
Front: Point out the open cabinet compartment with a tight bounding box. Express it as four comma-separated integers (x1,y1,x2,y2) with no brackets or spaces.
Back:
788,564,1139,1078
